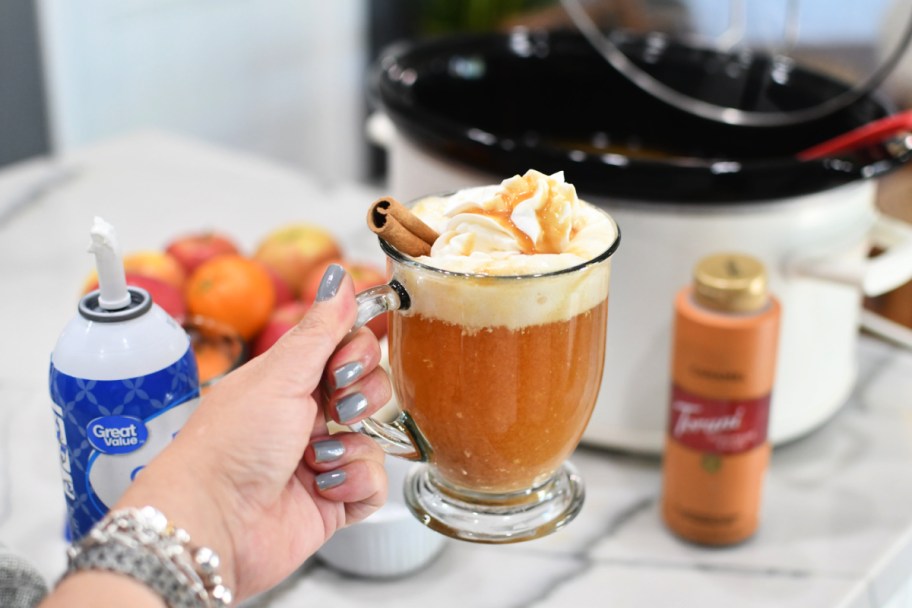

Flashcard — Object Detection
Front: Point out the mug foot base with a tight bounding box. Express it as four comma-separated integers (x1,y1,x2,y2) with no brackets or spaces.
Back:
403,462,585,544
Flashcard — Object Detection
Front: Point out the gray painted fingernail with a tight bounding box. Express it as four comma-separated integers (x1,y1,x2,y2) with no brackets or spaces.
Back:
336,392,368,423
316,469,346,491
313,439,345,463
333,361,364,389
316,264,346,302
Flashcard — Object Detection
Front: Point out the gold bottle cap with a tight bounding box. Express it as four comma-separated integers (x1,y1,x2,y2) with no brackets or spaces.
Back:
693,253,768,313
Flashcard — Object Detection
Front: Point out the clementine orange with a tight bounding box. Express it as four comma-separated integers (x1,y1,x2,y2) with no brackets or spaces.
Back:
185,255,275,341
194,342,234,387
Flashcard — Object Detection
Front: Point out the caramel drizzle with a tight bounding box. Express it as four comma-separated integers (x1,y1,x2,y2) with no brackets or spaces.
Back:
462,182,574,254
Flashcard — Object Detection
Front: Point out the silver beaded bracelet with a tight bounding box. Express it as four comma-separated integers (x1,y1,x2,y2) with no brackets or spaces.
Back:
63,506,232,607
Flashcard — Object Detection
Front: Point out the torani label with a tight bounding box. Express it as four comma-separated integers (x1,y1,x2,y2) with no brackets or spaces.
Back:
668,385,770,455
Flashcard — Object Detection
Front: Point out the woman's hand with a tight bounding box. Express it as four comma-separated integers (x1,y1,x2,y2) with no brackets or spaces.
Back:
115,265,391,601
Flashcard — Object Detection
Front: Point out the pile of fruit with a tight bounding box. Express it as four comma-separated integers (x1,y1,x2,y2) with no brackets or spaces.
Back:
81,223,386,382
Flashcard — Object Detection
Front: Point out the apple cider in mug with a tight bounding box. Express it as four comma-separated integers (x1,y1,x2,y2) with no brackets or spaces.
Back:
390,170,616,494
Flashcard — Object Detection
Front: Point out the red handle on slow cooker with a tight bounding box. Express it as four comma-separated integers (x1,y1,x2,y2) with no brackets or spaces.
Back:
797,110,912,161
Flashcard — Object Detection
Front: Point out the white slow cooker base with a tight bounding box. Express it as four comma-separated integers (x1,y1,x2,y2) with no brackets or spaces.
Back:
378,116,876,455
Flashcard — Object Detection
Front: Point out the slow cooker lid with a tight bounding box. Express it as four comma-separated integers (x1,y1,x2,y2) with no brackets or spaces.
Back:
373,30,904,203
561,0,912,128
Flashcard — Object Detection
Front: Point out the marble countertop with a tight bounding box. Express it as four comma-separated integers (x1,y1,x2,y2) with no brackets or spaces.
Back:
0,132,911,608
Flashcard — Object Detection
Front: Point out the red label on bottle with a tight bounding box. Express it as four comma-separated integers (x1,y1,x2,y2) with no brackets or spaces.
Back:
668,385,770,454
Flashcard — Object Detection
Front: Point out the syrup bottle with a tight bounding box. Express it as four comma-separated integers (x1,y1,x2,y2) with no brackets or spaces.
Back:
661,253,781,545
49,217,200,540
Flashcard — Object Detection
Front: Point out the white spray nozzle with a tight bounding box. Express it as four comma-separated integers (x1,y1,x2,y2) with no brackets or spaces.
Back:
88,217,131,310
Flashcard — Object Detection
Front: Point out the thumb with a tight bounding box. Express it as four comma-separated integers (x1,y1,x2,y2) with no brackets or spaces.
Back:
264,264,357,391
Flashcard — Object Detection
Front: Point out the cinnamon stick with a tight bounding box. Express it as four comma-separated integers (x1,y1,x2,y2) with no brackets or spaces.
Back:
367,197,439,257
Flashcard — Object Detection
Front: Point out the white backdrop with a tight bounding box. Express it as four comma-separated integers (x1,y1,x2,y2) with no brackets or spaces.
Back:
36,0,368,185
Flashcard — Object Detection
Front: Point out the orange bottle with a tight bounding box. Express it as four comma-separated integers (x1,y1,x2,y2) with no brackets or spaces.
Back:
661,253,781,546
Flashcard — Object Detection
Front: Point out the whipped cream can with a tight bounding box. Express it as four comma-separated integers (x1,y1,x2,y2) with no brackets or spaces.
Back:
48,218,200,540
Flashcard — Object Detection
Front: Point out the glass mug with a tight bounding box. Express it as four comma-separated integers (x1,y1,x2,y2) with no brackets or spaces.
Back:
352,212,620,543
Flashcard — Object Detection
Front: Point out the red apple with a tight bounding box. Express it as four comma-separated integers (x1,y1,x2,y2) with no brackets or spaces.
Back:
124,251,187,290
253,223,342,298
81,250,186,294
300,260,389,338
251,301,312,357
84,272,186,321
260,262,295,309
165,232,240,275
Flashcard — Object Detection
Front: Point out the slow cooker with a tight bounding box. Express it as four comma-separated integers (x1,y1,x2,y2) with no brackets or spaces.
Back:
369,30,912,453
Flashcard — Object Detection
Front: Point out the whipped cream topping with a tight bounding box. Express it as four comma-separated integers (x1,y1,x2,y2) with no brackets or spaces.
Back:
411,170,616,275
396,171,617,330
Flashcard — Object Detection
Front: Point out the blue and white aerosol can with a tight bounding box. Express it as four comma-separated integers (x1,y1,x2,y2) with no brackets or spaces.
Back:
49,217,200,541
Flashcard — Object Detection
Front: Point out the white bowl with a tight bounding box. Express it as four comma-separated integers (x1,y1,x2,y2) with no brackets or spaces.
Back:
316,457,447,578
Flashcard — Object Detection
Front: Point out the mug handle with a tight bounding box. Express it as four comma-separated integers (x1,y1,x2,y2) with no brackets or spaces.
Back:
789,214,912,297
865,215,912,296
347,281,430,462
